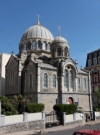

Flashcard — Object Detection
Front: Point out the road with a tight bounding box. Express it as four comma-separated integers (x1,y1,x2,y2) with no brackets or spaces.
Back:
44,123,100,135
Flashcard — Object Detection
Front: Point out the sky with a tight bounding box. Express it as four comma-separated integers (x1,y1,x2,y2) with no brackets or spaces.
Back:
0,0,100,68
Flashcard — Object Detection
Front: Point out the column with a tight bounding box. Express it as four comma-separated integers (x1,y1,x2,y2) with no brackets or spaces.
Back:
37,65,40,92
68,70,70,91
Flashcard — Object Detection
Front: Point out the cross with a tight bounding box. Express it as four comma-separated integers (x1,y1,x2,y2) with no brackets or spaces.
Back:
37,14,40,22
57,25,61,35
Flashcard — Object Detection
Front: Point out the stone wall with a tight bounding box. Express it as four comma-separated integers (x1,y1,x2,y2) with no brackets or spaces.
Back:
0,120,45,135
79,94,90,111
40,93,58,112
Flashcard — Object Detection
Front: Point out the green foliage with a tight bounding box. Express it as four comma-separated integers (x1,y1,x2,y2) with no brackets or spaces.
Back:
0,96,18,115
53,104,77,115
25,103,44,113
93,106,100,111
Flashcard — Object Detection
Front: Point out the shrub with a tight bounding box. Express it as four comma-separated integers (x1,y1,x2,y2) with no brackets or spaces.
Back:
25,103,44,113
53,104,77,115
0,96,18,115
93,106,100,111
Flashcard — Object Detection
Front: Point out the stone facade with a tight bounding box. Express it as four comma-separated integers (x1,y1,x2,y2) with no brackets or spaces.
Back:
5,21,92,112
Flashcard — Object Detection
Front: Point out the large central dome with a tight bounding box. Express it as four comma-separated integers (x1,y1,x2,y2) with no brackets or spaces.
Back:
20,23,54,42
19,21,54,55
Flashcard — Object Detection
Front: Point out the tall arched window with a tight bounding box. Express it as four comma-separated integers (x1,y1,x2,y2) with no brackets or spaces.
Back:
52,49,55,57
53,74,56,88
26,42,31,50
64,71,67,88
32,41,36,49
57,48,62,56
77,77,80,90
64,48,67,57
47,43,50,51
38,40,42,49
84,78,86,89
30,74,32,88
69,71,73,89
43,41,46,50
24,44,26,50
44,73,48,87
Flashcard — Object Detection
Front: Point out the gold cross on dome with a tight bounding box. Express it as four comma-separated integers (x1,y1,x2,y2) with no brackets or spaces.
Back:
57,25,61,36
37,14,40,22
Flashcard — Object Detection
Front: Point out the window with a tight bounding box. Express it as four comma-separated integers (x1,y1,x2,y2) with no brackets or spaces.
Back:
26,42,31,50
44,73,48,87
83,78,86,89
47,43,50,51
38,40,42,49
57,48,62,56
69,71,73,89
13,71,15,85
98,57,100,63
89,54,91,59
94,76,98,83
93,58,97,65
32,41,36,49
43,41,47,50
64,48,67,57
30,74,32,88
64,71,67,88
77,77,80,90
24,44,26,50
88,60,91,66
53,74,56,88
94,52,97,58
52,49,55,57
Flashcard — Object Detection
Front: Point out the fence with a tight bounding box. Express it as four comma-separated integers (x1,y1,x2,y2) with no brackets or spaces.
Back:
0,112,45,126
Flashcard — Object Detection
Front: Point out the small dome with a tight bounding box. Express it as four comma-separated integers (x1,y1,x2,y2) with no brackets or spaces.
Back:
20,23,54,42
52,36,69,49
52,36,68,44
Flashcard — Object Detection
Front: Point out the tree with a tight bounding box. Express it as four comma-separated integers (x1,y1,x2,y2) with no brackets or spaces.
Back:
95,88,100,106
13,94,29,114
0,96,18,115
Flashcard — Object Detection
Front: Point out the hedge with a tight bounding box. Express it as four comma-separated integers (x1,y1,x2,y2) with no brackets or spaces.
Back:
53,104,77,114
25,103,44,113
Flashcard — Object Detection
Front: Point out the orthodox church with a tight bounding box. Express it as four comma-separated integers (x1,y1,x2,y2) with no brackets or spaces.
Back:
5,18,92,112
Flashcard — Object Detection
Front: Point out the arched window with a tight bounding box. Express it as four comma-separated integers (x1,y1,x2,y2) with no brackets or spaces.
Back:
47,43,50,51
43,41,46,50
69,71,73,89
64,48,67,57
32,41,36,49
24,44,26,50
44,73,48,87
52,49,55,57
84,78,86,89
77,77,80,90
64,71,67,88
30,74,32,88
53,74,56,88
57,48,61,56
38,40,42,49
26,42,31,50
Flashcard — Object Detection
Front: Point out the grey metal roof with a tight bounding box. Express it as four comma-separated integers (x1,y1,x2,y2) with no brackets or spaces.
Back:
20,24,54,42
78,69,88,74
40,63,57,70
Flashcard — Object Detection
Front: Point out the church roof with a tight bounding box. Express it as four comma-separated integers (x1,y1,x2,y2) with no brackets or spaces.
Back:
78,69,88,74
20,23,54,42
40,63,57,70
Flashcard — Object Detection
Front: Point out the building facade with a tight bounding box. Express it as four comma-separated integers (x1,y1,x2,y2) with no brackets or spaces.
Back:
85,49,100,106
0,53,11,95
5,20,92,112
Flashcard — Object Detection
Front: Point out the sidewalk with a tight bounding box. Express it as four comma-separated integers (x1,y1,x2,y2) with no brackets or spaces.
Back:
3,120,100,135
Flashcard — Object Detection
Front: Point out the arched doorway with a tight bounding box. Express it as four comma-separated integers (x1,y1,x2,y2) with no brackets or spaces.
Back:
68,97,73,104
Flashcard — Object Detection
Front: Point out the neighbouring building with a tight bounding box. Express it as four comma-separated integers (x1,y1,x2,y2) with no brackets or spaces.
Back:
5,19,92,112
85,49,100,106
0,53,11,95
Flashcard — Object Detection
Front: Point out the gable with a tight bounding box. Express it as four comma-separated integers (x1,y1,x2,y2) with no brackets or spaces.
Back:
26,60,36,70
6,55,19,68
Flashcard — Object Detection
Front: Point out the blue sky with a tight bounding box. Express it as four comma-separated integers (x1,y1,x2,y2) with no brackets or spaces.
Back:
0,0,100,68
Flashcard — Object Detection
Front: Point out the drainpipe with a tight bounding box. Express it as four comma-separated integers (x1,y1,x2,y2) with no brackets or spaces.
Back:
88,71,93,112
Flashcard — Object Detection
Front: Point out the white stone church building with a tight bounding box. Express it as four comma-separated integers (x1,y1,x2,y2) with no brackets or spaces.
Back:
5,20,92,112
